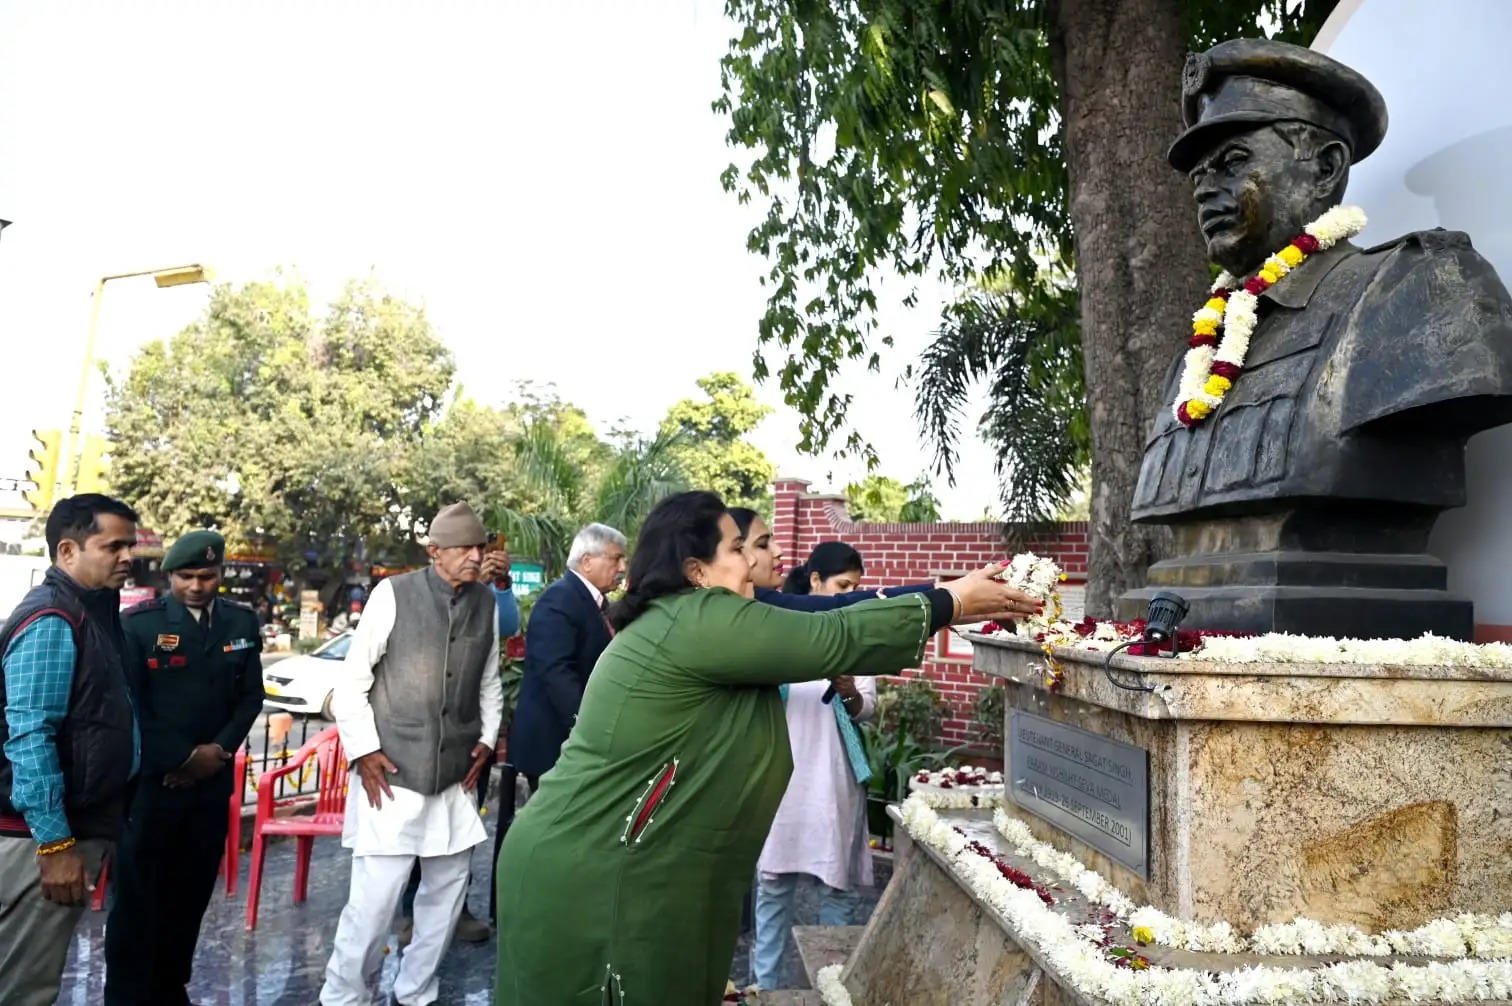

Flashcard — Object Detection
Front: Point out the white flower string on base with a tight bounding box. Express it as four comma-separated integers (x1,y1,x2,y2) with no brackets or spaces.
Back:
906,766,1005,809
813,963,854,1006
990,809,1512,960
885,793,1512,1005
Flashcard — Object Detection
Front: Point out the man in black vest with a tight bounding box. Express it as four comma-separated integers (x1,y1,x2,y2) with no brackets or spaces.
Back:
321,502,502,1006
0,493,139,1006
104,529,265,1005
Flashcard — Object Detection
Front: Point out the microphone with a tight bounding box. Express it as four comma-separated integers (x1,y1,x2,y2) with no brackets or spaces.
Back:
820,681,837,704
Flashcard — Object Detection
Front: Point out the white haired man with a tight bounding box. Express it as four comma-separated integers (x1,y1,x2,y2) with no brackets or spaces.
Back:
492,524,625,915
320,502,502,1006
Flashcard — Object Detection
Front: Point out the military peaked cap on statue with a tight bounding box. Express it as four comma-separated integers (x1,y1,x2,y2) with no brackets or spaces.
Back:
163,529,225,572
1168,38,1388,172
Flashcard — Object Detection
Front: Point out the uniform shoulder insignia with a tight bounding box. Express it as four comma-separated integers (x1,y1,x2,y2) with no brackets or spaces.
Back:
1361,227,1471,256
122,598,166,617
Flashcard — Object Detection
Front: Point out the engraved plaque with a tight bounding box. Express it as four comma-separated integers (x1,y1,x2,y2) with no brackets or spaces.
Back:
1009,710,1150,878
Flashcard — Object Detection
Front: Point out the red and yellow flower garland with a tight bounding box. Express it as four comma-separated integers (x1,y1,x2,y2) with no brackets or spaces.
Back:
1173,205,1367,427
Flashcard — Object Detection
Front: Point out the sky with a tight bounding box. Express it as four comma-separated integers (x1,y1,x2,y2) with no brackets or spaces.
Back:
0,0,1002,521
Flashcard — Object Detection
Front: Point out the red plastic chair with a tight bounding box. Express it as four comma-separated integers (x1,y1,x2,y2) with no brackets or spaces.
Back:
244,726,348,931
90,852,110,912
222,746,248,896
94,747,253,911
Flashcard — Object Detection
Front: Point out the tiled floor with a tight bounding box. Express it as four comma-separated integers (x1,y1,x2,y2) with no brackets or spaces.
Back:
56,789,891,1003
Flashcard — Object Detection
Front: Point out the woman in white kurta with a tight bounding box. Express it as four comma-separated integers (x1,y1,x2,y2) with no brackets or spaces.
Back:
750,540,878,990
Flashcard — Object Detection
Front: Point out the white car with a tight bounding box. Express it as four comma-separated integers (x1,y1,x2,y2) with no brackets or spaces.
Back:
262,632,352,720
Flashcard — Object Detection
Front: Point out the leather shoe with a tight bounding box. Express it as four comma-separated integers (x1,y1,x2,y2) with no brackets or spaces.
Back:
453,905,490,943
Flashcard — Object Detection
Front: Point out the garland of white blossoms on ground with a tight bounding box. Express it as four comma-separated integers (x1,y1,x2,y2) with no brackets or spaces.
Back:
990,808,1512,960
1172,205,1367,427
839,795,1512,1006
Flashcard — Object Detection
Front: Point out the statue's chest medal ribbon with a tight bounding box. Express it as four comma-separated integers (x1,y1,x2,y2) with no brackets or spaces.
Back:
1173,205,1368,427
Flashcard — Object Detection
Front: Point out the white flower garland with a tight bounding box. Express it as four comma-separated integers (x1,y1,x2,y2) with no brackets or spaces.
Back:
985,550,1512,671
872,795,1512,1006
814,963,853,1006
1192,631,1512,669
908,766,1005,810
992,809,1512,960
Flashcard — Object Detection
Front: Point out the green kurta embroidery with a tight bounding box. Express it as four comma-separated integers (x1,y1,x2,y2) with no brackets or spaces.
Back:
495,588,932,1005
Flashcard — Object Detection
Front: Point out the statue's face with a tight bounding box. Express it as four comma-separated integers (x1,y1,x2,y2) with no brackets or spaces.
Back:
1187,125,1333,277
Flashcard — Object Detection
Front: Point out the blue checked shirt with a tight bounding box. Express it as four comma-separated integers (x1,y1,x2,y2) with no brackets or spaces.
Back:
3,615,140,843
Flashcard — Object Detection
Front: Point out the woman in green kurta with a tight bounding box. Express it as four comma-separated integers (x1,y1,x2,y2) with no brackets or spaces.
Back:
494,492,1037,1005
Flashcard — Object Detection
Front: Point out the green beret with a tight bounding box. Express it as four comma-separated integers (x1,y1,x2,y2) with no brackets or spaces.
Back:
163,530,225,572
1169,38,1388,172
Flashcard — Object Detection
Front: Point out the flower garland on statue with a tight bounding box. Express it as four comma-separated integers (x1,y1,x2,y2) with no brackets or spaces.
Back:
1173,205,1368,427
836,795,1512,1006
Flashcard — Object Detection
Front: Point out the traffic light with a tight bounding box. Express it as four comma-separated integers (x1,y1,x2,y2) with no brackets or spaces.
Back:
23,429,61,512
76,435,111,494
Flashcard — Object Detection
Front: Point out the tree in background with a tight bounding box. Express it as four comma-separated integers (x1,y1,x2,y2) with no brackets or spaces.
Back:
845,474,941,524
659,371,775,512
486,418,689,578
106,277,453,600
716,0,1335,613
107,303,776,590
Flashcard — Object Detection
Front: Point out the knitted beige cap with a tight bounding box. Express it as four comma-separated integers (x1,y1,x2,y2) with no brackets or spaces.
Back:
428,502,486,548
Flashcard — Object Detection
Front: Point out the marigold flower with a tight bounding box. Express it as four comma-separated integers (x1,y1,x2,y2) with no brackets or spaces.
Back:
1204,297,1227,313
1186,399,1211,419
1279,244,1306,267
1192,319,1218,336
1132,925,1155,944
1203,374,1232,395
1258,268,1280,285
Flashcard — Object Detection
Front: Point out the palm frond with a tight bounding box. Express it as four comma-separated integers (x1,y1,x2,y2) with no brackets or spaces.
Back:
592,429,690,538
913,285,1087,528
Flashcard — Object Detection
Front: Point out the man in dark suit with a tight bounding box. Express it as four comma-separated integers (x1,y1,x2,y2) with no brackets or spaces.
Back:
492,522,625,918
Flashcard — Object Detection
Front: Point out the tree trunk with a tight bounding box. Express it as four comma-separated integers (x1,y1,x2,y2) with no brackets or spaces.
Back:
1049,0,1211,616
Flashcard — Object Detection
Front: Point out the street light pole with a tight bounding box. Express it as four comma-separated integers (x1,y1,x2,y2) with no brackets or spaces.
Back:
62,264,211,495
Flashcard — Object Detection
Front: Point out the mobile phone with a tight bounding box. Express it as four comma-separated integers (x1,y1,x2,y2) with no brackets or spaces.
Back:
485,533,511,588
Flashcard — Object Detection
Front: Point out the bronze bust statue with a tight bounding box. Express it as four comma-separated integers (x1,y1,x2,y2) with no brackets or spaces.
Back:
1116,39,1512,639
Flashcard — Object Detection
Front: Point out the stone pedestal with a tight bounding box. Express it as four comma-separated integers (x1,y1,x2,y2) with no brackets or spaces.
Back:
1114,508,1474,639
834,804,1512,1005
972,633,1512,933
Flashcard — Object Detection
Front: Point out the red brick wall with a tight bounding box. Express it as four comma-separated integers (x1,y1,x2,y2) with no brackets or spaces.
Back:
770,478,1089,749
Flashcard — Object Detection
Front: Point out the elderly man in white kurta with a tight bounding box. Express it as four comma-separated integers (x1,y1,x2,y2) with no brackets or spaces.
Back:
320,502,503,1006
750,673,877,988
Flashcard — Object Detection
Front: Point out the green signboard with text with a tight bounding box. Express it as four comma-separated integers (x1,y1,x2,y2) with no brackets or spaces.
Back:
509,562,546,597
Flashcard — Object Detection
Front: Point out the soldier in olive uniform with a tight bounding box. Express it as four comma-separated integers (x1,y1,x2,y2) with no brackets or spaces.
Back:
104,530,265,1006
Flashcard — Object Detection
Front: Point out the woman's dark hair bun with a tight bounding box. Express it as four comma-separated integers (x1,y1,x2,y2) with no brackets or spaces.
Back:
782,540,863,595
780,562,811,594
606,491,727,630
